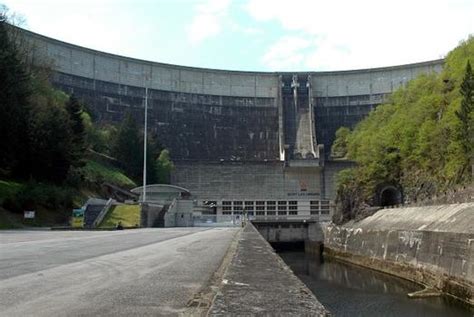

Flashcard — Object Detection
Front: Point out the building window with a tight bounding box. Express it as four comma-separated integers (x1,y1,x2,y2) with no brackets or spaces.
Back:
278,201,287,205
245,201,254,206
310,200,319,205
278,206,286,211
223,206,232,211
223,201,232,206
233,201,243,205
223,211,232,215
267,211,276,215
321,209,330,214
289,206,297,210
256,201,265,206
310,210,318,215
256,206,265,211
233,206,243,211
289,201,297,205
278,211,287,215
267,201,276,205
267,206,276,211
289,210,298,215
256,211,265,216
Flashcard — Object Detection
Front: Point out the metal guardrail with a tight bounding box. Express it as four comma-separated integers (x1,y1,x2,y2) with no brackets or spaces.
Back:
251,214,331,222
192,214,331,226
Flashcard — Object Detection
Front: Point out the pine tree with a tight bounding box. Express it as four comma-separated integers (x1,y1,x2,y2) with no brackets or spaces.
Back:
28,91,74,182
66,94,86,167
113,113,143,179
0,12,32,176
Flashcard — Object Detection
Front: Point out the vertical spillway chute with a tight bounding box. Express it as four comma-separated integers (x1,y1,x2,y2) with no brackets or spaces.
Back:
280,73,322,166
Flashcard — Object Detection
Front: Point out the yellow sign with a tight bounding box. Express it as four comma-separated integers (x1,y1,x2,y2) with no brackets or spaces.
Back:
72,208,84,228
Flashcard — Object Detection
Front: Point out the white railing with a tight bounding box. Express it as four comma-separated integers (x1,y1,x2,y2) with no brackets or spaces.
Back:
193,215,242,227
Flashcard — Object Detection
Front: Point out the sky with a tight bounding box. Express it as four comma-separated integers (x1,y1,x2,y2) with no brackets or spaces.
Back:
2,0,473,72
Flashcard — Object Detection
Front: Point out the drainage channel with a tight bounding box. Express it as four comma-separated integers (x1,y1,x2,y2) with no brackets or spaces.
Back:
275,246,472,317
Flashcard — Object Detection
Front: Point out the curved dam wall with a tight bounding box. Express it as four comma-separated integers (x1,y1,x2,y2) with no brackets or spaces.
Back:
18,27,442,204
20,28,443,161
323,203,474,305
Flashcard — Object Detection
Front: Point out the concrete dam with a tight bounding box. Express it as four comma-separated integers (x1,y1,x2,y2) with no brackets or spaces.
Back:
9,27,473,315
20,27,443,216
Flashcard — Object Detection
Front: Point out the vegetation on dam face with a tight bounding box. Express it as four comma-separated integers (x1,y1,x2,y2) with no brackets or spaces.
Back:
0,12,173,227
333,36,474,223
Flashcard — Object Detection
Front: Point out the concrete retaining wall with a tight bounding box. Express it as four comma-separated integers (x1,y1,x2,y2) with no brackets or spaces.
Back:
323,203,474,305
140,203,163,227
209,224,329,315
254,222,325,243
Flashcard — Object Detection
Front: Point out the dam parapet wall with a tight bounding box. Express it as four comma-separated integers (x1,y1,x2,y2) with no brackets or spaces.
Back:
323,203,474,305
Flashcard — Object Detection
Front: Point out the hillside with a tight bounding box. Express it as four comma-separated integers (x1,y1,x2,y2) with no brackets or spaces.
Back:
333,36,474,223
0,157,136,228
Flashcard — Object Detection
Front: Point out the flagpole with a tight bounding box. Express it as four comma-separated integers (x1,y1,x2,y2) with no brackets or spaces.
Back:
142,87,148,203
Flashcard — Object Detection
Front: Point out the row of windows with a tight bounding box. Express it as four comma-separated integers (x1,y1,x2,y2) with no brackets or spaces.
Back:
223,206,329,211
222,210,329,216
221,200,329,206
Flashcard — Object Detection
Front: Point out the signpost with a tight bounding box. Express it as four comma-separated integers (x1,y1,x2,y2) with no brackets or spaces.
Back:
71,208,84,228
24,210,35,219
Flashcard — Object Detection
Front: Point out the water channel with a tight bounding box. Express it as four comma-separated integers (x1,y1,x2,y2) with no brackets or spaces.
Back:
278,250,473,316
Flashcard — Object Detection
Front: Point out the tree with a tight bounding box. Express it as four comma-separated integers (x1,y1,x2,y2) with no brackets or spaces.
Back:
156,149,174,184
0,10,32,176
27,83,73,182
455,60,474,179
331,127,350,158
112,113,143,179
66,94,86,167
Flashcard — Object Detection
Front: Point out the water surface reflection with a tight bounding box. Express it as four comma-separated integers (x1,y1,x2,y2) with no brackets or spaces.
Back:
279,251,472,317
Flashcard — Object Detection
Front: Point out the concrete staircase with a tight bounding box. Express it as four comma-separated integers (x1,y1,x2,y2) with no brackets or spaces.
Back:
82,198,108,228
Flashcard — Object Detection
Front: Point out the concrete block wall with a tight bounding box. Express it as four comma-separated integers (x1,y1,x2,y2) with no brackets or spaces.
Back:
171,161,322,201
323,203,474,305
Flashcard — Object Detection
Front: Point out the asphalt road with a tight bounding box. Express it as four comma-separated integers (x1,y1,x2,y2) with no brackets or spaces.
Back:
0,228,238,316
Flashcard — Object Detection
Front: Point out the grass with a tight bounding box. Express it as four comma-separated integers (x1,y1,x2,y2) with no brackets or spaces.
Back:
99,204,140,228
0,158,137,229
0,207,23,229
0,179,24,205
81,159,136,189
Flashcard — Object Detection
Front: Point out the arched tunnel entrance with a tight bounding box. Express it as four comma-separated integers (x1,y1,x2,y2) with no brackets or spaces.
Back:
379,186,401,207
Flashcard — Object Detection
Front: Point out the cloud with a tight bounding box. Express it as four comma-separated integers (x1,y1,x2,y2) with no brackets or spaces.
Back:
261,36,312,70
187,0,232,45
246,0,474,70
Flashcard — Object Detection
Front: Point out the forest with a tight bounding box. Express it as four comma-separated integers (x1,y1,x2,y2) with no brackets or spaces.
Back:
0,10,172,227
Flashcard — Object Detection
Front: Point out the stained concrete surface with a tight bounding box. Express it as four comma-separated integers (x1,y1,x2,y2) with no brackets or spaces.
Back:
324,203,474,305
0,228,238,316
209,224,329,316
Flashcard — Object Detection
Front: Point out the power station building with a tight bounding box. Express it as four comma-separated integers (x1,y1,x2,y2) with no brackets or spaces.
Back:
19,28,443,217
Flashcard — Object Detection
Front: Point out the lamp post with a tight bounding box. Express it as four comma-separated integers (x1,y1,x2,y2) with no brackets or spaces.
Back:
142,87,148,203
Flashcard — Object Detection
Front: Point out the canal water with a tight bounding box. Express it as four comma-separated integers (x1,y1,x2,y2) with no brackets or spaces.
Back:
278,251,473,317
